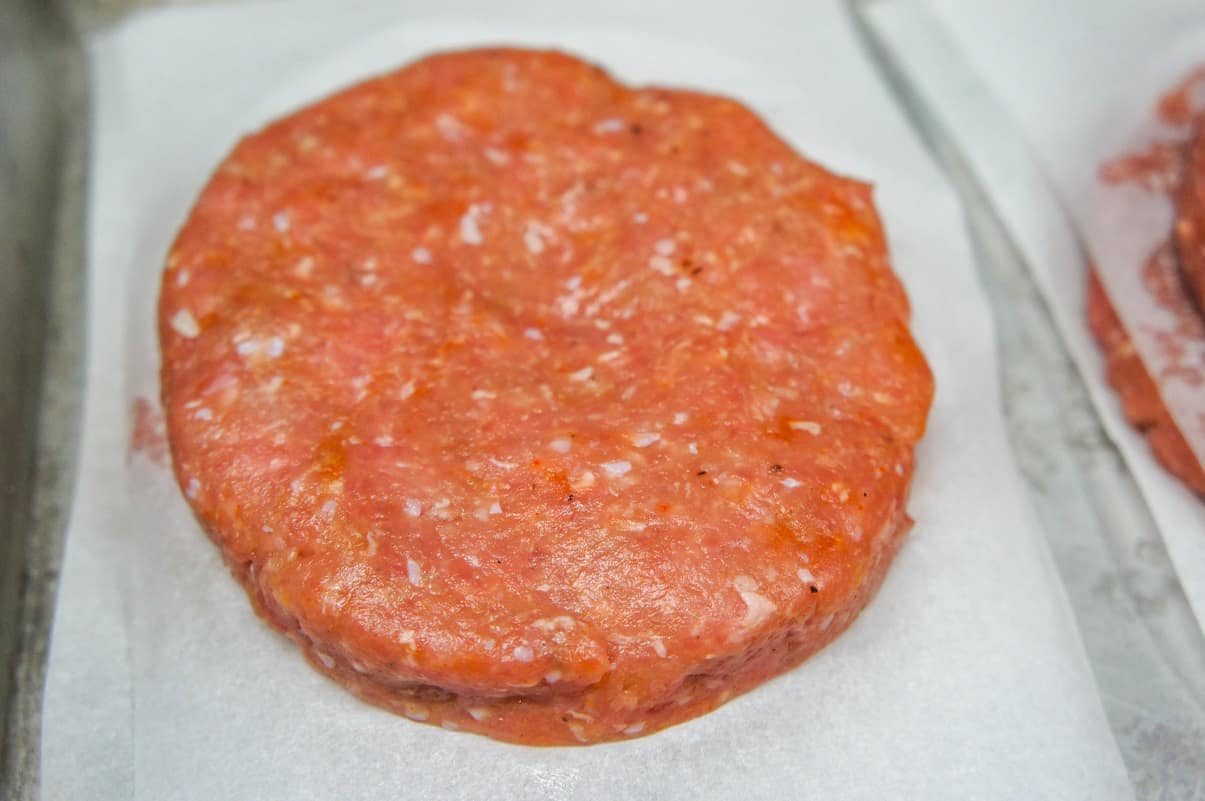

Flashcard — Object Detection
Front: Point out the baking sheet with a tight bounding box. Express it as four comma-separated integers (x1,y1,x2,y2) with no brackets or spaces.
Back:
42,2,1133,799
863,0,1205,635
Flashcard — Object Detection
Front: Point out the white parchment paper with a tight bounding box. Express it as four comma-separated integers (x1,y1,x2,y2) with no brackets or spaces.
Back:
864,0,1205,633
41,2,1133,799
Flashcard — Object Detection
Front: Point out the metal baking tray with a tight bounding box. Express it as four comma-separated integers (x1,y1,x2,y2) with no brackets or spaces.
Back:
2,1,1202,797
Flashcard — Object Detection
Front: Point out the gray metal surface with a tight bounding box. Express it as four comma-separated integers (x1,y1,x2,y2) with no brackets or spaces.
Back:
1,1,85,798
3,0,1202,798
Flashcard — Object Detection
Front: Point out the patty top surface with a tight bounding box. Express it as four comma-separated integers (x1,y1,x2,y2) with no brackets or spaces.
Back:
160,49,933,702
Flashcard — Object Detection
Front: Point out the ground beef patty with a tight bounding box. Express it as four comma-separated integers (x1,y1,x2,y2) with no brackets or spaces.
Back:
159,48,934,745
1176,125,1205,313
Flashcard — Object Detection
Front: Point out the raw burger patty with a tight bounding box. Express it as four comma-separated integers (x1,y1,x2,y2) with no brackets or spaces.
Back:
1176,124,1205,312
160,48,935,745
1086,269,1205,495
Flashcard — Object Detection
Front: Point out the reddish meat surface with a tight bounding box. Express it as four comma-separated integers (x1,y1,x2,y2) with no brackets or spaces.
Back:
1086,270,1205,496
159,48,934,744
1176,125,1205,313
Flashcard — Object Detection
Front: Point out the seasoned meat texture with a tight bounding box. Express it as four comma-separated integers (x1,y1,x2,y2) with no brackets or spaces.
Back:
1086,269,1205,496
159,48,934,745
1176,125,1205,313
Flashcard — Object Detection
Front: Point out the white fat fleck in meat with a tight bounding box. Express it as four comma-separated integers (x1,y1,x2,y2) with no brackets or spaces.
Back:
651,638,667,658
265,336,285,358
693,314,715,327
468,707,489,721
374,435,393,447
471,389,497,401
544,669,562,684
360,274,378,287
733,574,759,592
601,460,631,477
294,256,315,278
568,365,594,382
789,420,822,435
675,277,692,292
523,222,546,254
399,379,416,400
411,246,432,265
737,586,777,630
272,211,291,233
632,212,649,224
630,432,660,448
170,309,200,338
716,311,741,331
474,507,489,522
727,160,750,176
364,164,389,180
687,442,698,455
512,644,535,662
797,567,816,585
483,146,511,165
550,438,571,454
489,457,518,470
597,350,623,363
489,501,502,515
557,294,581,317
674,412,688,425
407,557,423,587
592,117,625,134
237,215,256,230
524,327,544,341
532,616,576,632
621,386,637,401
620,520,647,532
622,722,646,735
781,477,802,488
459,204,487,245
606,332,624,345
235,338,259,357
315,651,336,670
654,238,676,256
176,269,190,287
404,498,422,517
435,112,468,142
649,255,675,275
194,407,213,421
320,500,337,518
571,469,596,491
673,187,689,204
403,703,429,722
186,477,201,498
